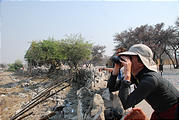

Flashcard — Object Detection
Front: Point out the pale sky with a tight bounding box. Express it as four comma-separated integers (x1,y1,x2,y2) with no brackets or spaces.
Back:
0,0,179,64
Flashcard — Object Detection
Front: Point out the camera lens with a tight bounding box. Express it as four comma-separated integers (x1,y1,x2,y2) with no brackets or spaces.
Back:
112,56,121,64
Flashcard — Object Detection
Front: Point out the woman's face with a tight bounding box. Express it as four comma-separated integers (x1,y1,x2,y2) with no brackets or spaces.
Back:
131,56,140,75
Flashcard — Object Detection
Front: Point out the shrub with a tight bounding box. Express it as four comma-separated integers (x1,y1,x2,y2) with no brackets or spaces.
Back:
8,60,23,71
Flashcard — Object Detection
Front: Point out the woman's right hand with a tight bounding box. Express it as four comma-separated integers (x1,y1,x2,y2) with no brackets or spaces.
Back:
120,56,132,81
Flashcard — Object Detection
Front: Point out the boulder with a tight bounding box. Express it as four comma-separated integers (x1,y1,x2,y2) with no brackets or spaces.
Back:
91,94,105,120
77,87,93,120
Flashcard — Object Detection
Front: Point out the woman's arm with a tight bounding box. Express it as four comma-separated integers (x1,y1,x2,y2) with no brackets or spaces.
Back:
99,67,113,73
119,77,156,110
107,63,122,92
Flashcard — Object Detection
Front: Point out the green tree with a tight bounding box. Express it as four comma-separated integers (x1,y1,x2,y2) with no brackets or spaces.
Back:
25,34,92,72
8,60,23,71
40,39,64,72
60,34,92,69
25,38,63,72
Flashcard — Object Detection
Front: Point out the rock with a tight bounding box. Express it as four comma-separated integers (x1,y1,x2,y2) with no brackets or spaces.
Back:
4,107,8,111
56,99,65,106
102,88,110,101
71,115,78,120
1,94,6,97
77,87,93,120
21,82,30,87
18,93,27,98
112,94,124,116
91,94,105,120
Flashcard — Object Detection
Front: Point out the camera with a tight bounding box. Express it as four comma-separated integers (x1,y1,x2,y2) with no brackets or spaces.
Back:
111,56,122,65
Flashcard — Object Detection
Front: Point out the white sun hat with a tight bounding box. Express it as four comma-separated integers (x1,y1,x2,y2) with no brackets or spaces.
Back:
118,44,158,72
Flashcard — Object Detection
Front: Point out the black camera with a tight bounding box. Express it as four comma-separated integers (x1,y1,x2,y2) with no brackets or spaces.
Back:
111,56,122,65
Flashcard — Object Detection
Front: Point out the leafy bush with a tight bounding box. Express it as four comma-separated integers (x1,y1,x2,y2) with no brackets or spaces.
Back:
25,34,92,72
8,60,23,71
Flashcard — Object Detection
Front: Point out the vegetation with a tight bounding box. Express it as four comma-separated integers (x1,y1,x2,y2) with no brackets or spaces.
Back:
7,60,23,71
114,17,179,68
25,34,94,72
60,34,92,69
24,18,179,71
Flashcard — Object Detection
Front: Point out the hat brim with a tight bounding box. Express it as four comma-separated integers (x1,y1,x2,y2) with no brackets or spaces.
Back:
118,51,137,56
138,54,158,72
118,51,158,72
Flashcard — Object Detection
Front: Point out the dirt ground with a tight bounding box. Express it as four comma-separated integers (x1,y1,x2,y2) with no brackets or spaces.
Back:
0,69,104,120
0,65,179,120
0,71,60,120
0,72,29,119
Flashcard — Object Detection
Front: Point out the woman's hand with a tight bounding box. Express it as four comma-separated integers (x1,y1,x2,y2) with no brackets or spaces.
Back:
112,63,123,75
98,67,105,72
120,56,132,81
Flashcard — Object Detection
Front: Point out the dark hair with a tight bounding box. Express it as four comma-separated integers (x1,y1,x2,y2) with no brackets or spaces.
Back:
117,47,126,52
137,56,142,63
115,47,126,54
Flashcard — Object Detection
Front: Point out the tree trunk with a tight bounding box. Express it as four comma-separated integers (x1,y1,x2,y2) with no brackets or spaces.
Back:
164,50,176,68
28,61,32,74
49,64,56,73
174,50,179,68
